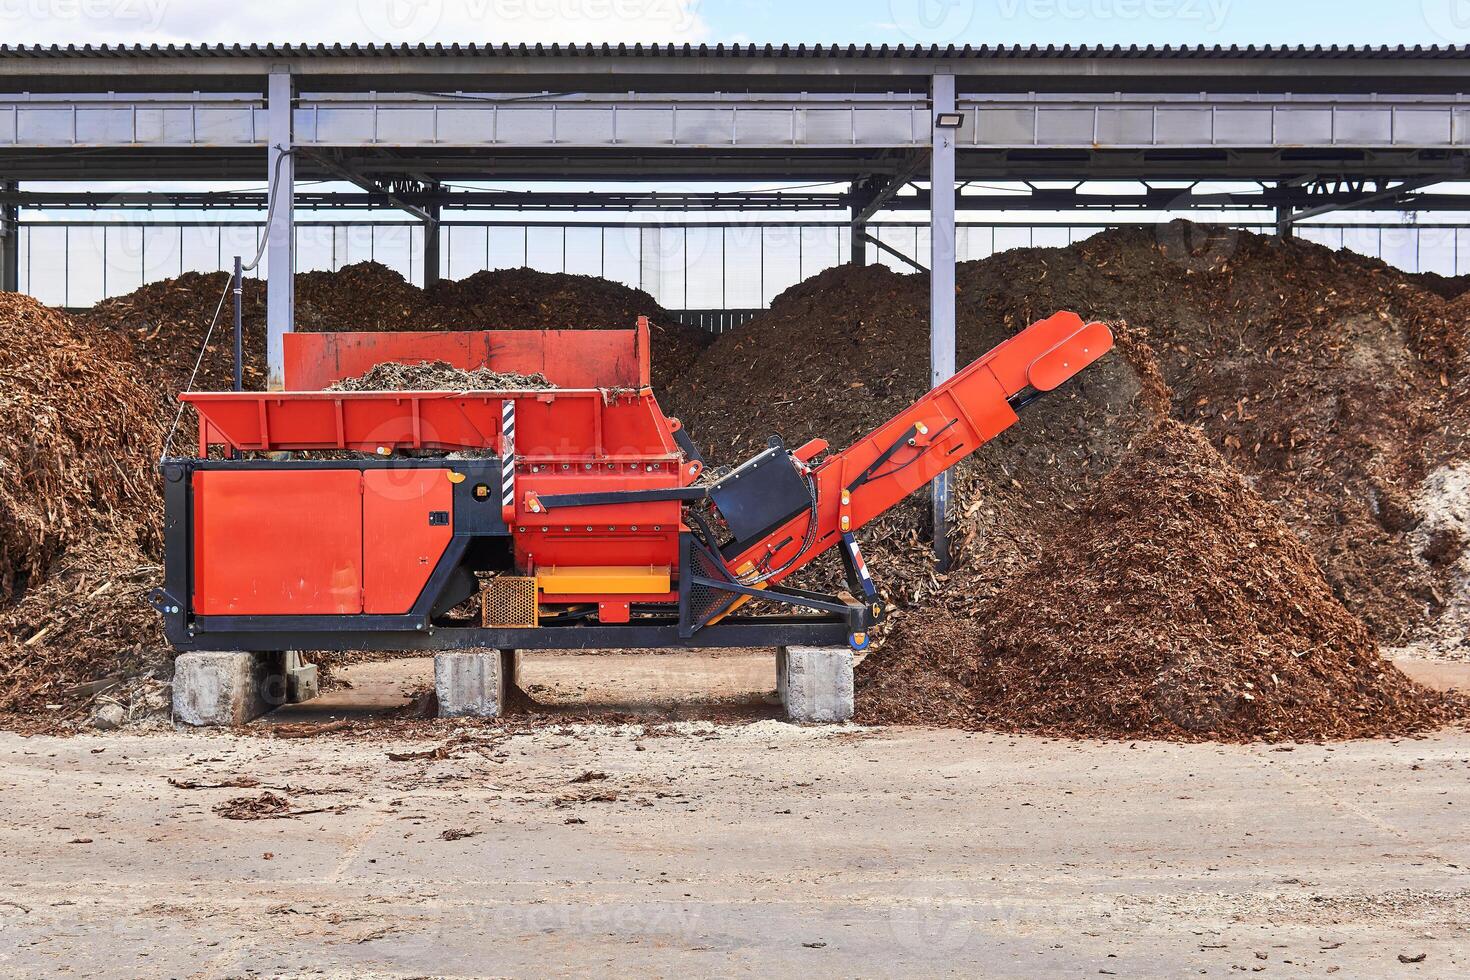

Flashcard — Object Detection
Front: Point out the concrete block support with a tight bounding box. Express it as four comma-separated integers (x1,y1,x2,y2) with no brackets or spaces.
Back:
283,651,319,703
777,646,854,723
172,651,289,727
436,650,520,718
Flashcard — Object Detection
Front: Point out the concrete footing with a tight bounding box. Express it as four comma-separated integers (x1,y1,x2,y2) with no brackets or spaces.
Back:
777,646,854,723
435,650,520,718
283,651,319,703
172,651,288,727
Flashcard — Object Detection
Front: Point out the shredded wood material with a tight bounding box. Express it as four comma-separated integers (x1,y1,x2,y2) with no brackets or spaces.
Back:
327,360,554,392
856,419,1463,741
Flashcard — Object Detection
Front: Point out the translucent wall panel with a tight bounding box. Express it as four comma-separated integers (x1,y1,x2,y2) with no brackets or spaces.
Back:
488,226,526,271
564,226,603,279
993,226,1033,254
799,226,842,283
525,226,563,274
66,227,104,306
295,225,337,274
180,226,222,276
1377,226,1419,272
103,225,144,297
761,226,802,304
603,227,641,291
1296,226,1344,252
723,225,764,308
444,225,487,282
684,226,725,308
143,225,183,285
1417,228,1456,276
1031,227,1070,249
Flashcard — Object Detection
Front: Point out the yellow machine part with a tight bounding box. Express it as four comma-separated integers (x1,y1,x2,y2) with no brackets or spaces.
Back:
536,565,671,596
706,561,762,625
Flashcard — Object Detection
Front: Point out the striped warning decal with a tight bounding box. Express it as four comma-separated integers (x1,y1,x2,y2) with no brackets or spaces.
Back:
500,399,516,521
840,531,878,602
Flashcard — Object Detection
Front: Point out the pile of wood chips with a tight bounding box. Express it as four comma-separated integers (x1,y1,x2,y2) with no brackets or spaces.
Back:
0,295,169,716
856,419,1462,741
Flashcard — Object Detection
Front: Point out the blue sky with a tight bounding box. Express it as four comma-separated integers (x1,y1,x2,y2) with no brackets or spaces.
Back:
4,0,1470,48
712,1,1468,48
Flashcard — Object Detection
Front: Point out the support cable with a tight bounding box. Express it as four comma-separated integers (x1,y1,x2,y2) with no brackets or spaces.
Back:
159,144,294,462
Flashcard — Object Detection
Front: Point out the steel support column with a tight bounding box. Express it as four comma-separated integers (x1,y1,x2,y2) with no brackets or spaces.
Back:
423,181,442,288
0,179,17,293
929,72,957,570
849,181,870,266
266,71,294,390
1275,182,1294,238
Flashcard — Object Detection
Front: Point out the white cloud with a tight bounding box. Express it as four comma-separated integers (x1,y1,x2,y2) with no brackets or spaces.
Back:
0,0,711,46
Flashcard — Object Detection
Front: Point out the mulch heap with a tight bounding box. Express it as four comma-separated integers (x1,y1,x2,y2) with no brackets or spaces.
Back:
671,222,1470,646
421,266,708,390
0,294,163,602
0,294,169,715
79,261,708,395
856,419,1461,741
958,222,1470,644
665,220,1469,740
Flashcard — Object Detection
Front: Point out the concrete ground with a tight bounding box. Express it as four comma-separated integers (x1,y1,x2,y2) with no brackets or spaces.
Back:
0,644,1467,979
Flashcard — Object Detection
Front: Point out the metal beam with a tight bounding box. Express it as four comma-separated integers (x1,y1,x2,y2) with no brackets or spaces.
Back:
297,148,434,223
1280,175,1451,225
266,71,294,391
8,91,1470,155
930,72,956,571
18,182,1470,214
422,179,441,289
0,179,16,292
1,145,1465,184
862,232,926,273
849,181,869,266
0,188,855,211
853,155,929,225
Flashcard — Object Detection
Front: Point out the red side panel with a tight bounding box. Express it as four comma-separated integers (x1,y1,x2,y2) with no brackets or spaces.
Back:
193,471,364,615
362,468,454,614
283,327,646,391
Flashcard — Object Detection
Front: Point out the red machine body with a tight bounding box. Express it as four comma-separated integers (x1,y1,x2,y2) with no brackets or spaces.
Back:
185,319,690,613
159,311,1112,651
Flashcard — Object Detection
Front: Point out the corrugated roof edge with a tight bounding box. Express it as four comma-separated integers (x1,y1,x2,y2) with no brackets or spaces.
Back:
0,42,1466,59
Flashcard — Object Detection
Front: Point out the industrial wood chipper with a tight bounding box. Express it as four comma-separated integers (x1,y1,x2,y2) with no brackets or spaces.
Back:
152,313,1112,654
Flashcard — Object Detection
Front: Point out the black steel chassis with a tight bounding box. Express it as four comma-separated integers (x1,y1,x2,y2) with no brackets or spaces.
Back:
152,456,880,653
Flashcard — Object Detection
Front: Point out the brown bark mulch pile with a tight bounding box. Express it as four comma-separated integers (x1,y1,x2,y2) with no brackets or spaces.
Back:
80,262,708,396
856,418,1462,741
0,294,168,713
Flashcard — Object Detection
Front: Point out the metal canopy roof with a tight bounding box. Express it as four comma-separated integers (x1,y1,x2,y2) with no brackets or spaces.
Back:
2,42,1469,59
4,43,1470,97
2,43,1469,185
